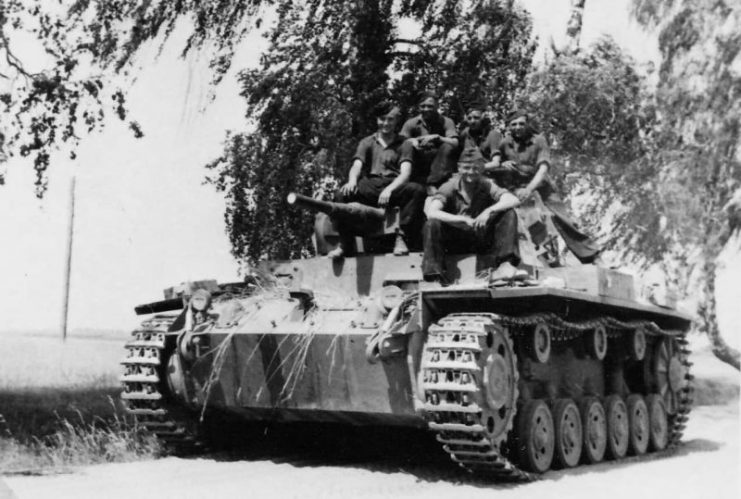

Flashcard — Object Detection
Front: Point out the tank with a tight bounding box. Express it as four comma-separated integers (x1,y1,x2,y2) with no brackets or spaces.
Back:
120,193,693,480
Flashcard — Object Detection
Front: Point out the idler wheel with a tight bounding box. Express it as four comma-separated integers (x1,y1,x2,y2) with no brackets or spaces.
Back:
515,399,555,473
653,337,688,415
530,322,551,363
646,394,669,451
604,395,629,459
626,394,650,455
629,328,647,361
552,398,583,469
579,397,607,464
586,325,608,360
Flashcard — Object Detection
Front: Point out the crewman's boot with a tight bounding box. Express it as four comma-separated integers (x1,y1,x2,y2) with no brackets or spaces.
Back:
326,244,345,260
489,261,519,282
393,233,409,256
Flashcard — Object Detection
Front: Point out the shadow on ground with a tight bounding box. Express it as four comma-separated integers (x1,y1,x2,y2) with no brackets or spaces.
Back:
0,386,123,440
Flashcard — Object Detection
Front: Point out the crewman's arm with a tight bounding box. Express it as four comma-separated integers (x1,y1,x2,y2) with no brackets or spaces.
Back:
340,159,363,195
426,198,474,230
473,186,520,230
378,161,412,206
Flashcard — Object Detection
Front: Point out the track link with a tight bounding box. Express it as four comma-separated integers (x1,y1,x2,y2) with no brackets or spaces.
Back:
120,314,202,452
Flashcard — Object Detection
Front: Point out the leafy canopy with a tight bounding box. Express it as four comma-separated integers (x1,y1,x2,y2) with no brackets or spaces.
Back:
206,0,536,263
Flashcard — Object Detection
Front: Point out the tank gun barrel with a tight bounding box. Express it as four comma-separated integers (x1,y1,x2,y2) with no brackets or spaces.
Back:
287,192,385,221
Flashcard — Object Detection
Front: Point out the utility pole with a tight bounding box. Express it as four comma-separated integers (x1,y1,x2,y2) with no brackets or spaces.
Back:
61,175,76,341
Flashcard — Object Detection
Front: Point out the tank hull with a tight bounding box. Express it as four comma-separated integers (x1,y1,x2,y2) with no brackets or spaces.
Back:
122,254,693,479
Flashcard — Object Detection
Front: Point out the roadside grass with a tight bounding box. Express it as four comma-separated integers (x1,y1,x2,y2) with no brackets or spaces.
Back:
0,331,160,474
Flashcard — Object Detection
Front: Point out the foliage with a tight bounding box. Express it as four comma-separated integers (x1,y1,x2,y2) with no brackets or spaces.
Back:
525,0,739,366
629,0,741,367
520,36,649,226
0,0,271,195
206,0,536,263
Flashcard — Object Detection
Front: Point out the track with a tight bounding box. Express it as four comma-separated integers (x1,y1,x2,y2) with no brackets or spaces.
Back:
419,312,693,480
120,314,201,452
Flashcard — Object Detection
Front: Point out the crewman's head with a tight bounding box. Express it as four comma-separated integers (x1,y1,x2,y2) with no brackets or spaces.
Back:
507,109,530,140
418,91,439,121
457,145,485,185
373,101,401,135
465,99,489,133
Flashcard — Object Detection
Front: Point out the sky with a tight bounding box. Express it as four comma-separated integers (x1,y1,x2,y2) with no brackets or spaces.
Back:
0,0,735,339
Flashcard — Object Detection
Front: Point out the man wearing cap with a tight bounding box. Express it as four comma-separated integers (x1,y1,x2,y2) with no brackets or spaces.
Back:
487,110,601,263
331,101,426,259
400,92,460,191
422,145,521,283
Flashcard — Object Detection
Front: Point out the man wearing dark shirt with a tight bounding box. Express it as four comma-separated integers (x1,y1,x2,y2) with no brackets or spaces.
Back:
332,101,426,259
422,146,521,283
487,110,600,263
459,100,500,162
400,92,459,191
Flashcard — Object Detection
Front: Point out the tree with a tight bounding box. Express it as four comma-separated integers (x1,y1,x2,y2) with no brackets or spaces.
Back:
525,1,740,369
206,0,536,263
627,0,741,369
0,0,270,194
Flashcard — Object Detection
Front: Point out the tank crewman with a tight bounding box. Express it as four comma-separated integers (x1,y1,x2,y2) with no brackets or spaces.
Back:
486,109,601,264
400,91,460,193
331,101,426,259
458,100,500,160
421,145,521,283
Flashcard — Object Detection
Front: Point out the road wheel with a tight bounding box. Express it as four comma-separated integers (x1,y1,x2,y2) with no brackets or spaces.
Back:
604,395,629,459
552,399,582,469
579,397,607,464
516,399,555,473
646,394,669,451
626,394,650,455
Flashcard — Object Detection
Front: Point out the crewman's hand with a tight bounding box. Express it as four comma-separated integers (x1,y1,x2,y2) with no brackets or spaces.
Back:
340,181,357,196
378,186,394,206
473,211,491,232
501,160,518,170
515,187,532,201
419,134,441,148
426,185,438,196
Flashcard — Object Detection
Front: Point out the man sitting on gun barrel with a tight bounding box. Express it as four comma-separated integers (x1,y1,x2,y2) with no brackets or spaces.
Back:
330,101,426,259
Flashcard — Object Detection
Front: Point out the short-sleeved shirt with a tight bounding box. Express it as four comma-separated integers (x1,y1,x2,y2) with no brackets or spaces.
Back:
400,113,458,140
353,133,411,177
459,126,502,161
491,132,551,177
431,175,511,218
489,132,554,190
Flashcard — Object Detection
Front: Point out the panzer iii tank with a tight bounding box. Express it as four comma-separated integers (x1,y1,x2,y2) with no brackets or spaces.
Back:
121,193,693,480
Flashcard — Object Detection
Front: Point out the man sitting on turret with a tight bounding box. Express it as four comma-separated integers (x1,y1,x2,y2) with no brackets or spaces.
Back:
422,145,521,283
486,109,601,264
330,101,426,259
400,91,460,193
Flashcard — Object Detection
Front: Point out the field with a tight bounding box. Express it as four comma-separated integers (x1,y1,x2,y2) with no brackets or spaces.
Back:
0,330,159,473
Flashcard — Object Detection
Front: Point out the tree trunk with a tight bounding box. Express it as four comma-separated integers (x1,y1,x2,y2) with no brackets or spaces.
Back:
698,259,741,370
550,0,586,57
565,0,586,54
